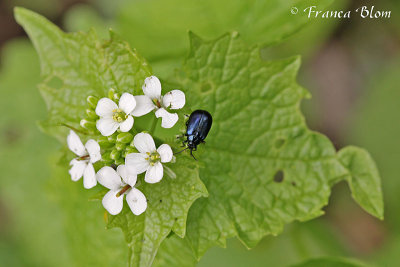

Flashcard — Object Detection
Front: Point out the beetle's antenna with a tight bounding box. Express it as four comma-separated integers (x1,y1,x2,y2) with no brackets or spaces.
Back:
174,147,188,155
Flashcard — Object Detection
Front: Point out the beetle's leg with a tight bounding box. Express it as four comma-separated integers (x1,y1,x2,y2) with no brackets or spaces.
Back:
181,139,187,147
190,149,197,161
174,147,188,155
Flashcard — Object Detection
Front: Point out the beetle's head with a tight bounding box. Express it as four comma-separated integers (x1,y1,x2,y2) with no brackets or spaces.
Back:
187,141,195,149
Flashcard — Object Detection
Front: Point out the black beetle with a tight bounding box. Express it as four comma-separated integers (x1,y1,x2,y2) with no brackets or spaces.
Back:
178,110,212,160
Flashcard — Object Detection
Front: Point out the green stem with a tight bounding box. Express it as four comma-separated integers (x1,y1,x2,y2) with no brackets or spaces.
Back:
150,117,158,135
59,123,88,135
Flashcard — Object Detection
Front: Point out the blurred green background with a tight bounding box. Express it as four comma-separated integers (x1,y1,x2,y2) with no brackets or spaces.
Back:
0,0,399,266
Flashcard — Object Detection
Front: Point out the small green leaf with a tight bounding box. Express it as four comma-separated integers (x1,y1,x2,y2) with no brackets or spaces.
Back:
348,61,400,265
338,146,384,219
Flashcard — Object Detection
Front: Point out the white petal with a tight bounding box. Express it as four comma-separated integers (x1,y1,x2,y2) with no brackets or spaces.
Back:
117,165,137,187
131,95,156,117
162,90,185,109
145,162,163,184
126,188,147,215
96,166,123,190
102,189,124,215
69,159,86,181
125,153,150,174
96,117,119,136
83,163,97,189
119,115,134,132
67,130,86,157
157,144,173,163
85,139,101,163
133,132,156,153
155,108,178,128
95,98,118,117
119,93,136,114
142,76,162,99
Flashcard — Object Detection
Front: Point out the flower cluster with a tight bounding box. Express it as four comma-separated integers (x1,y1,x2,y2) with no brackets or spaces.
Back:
66,76,184,216
95,76,185,135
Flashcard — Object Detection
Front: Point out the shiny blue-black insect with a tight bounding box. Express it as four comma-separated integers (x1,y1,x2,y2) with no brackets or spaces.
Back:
181,110,212,159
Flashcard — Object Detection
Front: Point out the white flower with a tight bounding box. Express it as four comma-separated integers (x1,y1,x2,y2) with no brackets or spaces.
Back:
131,76,185,128
67,130,101,189
95,93,136,136
96,165,147,215
125,133,173,184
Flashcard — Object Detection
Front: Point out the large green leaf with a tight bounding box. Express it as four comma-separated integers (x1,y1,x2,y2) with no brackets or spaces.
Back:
173,32,383,258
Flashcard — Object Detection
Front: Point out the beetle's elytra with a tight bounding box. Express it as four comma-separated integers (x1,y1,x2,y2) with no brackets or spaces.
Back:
181,110,212,160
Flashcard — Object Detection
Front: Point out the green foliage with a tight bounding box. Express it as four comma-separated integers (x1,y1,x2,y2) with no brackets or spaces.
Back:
338,147,383,219
0,38,127,267
49,154,128,267
348,61,400,265
106,154,207,267
173,32,383,258
116,0,332,76
0,39,70,267
291,257,370,267
14,7,207,267
63,3,111,38
155,220,348,267
15,7,152,141
14,6,383,267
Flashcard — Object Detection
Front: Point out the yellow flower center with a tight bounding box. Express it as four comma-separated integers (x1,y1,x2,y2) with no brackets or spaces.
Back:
145,151,160,165
112,109,127,123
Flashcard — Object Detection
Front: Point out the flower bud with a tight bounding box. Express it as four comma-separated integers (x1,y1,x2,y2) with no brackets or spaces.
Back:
80,119,96,131
86,108,98,120
115,158,124,166
115,142,126,151
117,132,134,143
98,139,114,149
123,146,138,158
108,134,117,142
110,149,120,160
108,88,119,101
87,95,99,109
102,151,112,161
